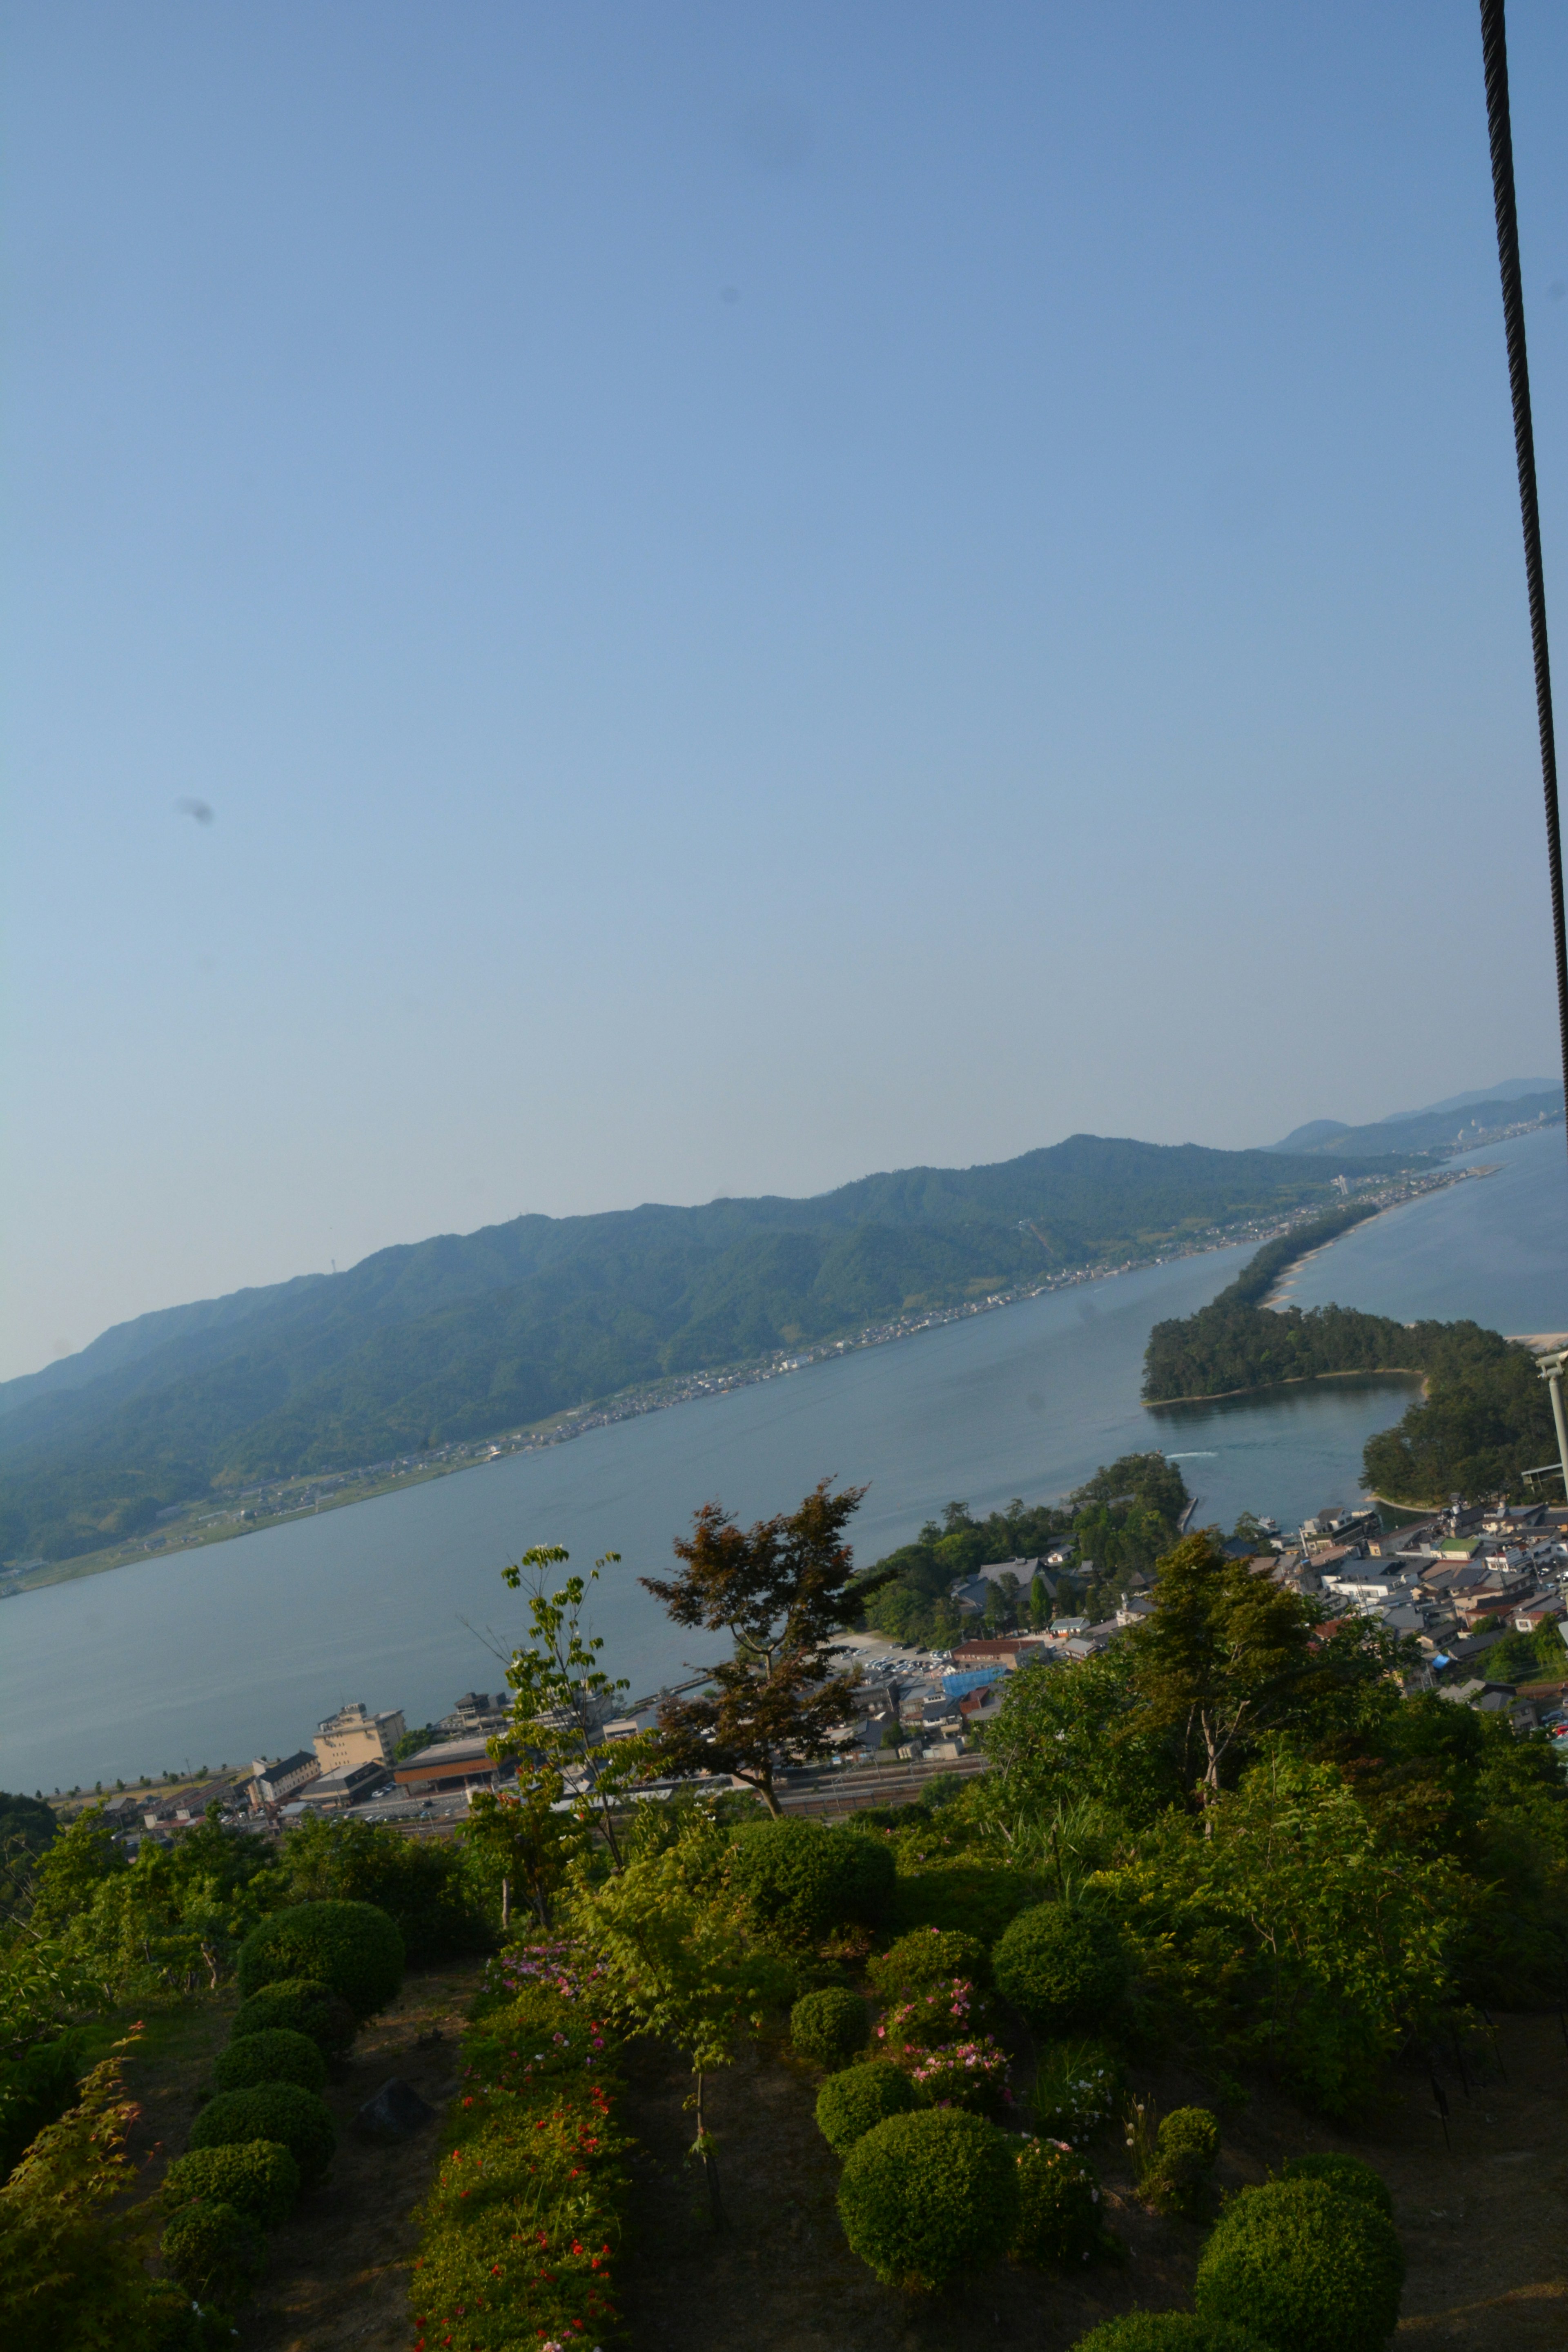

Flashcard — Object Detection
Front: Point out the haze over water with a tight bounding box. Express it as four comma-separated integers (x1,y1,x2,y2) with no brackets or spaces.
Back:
4,1125,1563,1793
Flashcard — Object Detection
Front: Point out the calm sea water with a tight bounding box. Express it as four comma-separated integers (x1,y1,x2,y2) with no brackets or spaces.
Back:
5,1134,1561,1792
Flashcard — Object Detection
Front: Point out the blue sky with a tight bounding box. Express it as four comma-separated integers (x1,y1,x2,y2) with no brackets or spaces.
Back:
4,1,1568,1379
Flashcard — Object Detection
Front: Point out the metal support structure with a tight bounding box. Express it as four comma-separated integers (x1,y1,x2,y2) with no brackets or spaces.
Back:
1536,1347,1568,1499
1479,3,1568,1159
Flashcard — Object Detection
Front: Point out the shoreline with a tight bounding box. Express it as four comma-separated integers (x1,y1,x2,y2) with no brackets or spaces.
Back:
1146,1365,1428,1410
2,1168,1468,1603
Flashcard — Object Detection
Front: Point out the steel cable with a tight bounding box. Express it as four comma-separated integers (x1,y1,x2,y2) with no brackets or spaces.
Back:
1479,0,1568,1164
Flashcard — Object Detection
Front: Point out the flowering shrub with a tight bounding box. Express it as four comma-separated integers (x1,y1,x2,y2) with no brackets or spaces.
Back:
1011,2136,1120,2270
1031,2037,1122,2144
410,1941,628,2352
906,2036,1012,2114
876,1976,986,2055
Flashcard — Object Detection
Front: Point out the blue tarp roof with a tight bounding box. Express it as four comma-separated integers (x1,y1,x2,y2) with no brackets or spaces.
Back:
942,1666,1004,1700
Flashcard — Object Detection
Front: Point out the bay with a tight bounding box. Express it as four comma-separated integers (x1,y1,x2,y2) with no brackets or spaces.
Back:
0,1233,1423,1794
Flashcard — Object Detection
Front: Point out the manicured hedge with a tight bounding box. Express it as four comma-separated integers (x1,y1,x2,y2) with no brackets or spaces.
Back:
212,2027,327,2096
837,2109,1019,2290
162,2139,302,2229
731,1821,895,1944
868,1927,989,1996
189,2082,337,2186
230,1976,358,2057
237,1900,404,2020
160,2197,267,2305
1278,2152,1394,2218
815,2061,920,2154
1145,2106,1220,2219
790,1988,870,2069
1069,2316,1266,2350
993,1902,1129,2033
1194,2179,1405,2352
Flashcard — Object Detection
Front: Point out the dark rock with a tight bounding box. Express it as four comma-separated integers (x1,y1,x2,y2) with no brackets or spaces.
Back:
354,2076,437,2139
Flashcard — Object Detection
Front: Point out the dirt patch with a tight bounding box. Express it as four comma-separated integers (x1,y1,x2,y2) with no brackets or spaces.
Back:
105,1963,484,2352
239,1962,485,2352
615,2014,1568,2352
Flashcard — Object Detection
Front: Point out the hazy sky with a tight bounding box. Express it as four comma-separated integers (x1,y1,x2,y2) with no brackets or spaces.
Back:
4,2,1568,1382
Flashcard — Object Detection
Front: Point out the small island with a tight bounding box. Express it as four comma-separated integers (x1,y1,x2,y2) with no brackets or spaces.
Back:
1142,1209,1559,1507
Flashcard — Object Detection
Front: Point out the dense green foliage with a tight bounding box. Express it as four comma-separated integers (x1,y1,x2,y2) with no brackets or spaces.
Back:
272,1813,490,1965
0,2036,79,2179
1362,1335,1560,1504
731,1820,894,1944
789,1987,870,2068
161,2139,301,2229
0,2045,194,2352
0,1136,1367,1564
236,1899,404,2019
860,1455,1189,1644
1011,2136,1118,2270
866,1926,989,1996
211,2025,327,2095
993,1903,1130,2034
813,2060,920,2153
1276,2152,1393,2218
229,1977,357,2056
189,2082,337,2185
836,2108,1020,2290
159,2197,267,2305
1194,2178,1405,2352
409,1942,628,2350
1069,2318,1264,2352
1143,2107,1221,2219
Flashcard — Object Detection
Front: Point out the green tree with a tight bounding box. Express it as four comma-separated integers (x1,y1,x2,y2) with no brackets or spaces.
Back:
458,1785,571,1930
1126,1532,1344,1812
494,1547,654,1872
568,1818,786,2225
641,1481,890,1815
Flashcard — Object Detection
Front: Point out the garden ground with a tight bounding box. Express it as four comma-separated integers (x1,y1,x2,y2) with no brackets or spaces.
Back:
614,2012,1568,2352
98,1978,1567,2349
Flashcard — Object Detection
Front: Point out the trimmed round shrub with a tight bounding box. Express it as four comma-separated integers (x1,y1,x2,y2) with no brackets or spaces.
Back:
1278,2151,1394,2219
815,2060,920,2154
1069,2316,1266,2351
162,2139,301,2228
160,2196,267,2305
837,2108,1019,2291
1145,2106,1221,2219
236,1900,404,2020
1012,2137,1117,2270
212,2026,327,2096
731,1820,895,1944
993,1903,1129,2034
230,1975,358,2057
1194,2179,1405,2352
869,1927,989,1996
791,1987,870,2069
189,2082,337,2186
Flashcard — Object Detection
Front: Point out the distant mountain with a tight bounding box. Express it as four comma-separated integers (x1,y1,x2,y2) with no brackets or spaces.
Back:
1269,1084,1563,1158
0,1133,1406,1568
1378,1078,1558,1123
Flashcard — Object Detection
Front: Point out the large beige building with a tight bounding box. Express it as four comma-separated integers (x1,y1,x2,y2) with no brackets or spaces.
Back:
313,1700,405,1773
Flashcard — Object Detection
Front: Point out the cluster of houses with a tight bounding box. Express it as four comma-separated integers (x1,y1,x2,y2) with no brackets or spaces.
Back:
831,1511,1568,1760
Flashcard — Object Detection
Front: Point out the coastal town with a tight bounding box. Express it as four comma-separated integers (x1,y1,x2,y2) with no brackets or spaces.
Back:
50,1482,1568,1861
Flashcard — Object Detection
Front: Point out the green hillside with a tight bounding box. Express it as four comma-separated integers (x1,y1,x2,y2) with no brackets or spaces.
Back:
0,1134,1392,1566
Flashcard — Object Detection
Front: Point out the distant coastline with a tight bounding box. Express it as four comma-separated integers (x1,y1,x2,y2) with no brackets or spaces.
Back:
4,1167,1474,1601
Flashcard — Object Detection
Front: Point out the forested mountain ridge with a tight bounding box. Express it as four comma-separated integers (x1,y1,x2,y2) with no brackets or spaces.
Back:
0,1134,1392,1566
